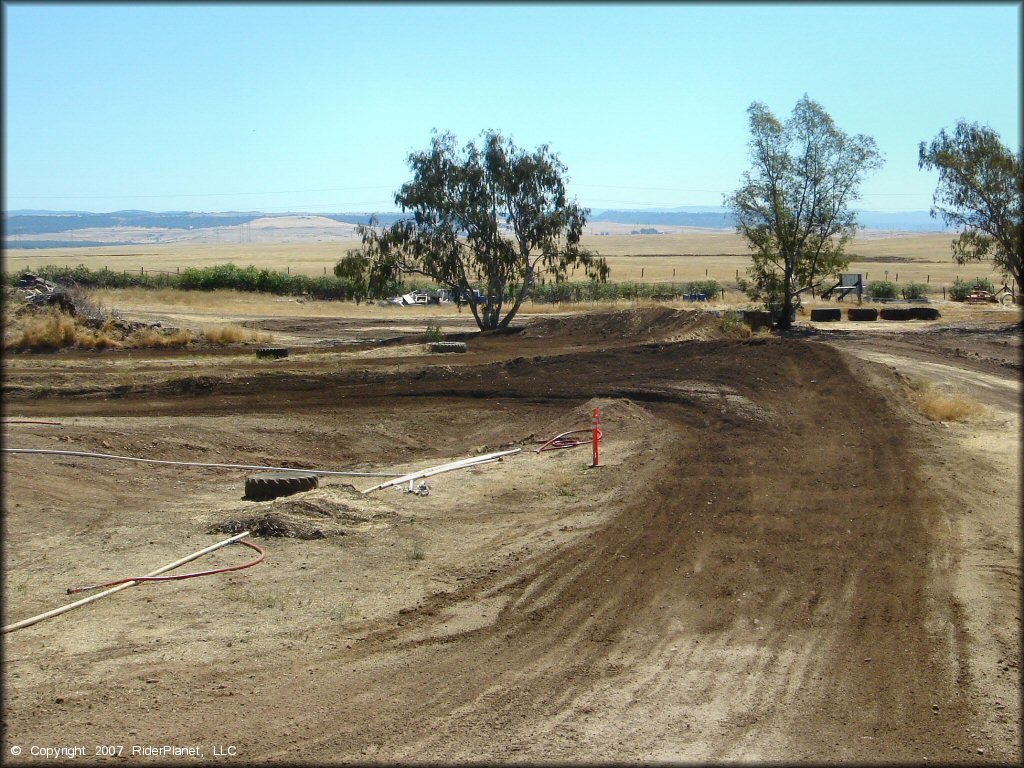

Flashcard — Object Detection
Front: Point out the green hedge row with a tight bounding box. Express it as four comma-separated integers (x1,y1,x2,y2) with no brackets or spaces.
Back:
4,265,723,304
3,263,396,301
527,279,723,303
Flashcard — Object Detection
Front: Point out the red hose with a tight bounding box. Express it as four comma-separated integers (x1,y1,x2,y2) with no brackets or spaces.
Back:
537,428,602,453
67,539,265,594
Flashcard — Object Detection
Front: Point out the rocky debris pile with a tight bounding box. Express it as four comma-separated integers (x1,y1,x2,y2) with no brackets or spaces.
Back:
5,277,190,351
15,272,76,313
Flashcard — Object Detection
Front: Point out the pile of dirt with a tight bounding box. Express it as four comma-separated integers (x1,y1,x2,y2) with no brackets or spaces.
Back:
209,512,330,540
526,397,659,449
520,306,726,344
208,494,378,539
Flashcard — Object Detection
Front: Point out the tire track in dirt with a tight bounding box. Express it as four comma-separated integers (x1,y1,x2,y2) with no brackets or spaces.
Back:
2,330,978,761
166,340,968,763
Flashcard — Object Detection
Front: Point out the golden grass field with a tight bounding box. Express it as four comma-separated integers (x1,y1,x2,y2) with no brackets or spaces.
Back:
2,230,1009,294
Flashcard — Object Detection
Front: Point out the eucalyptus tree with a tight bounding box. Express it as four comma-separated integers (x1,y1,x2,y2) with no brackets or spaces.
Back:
919,121,1022,302
726,96,884,329
343,130,608,331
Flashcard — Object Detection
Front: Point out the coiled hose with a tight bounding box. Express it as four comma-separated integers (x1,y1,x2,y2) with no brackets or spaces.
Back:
536,428,602,453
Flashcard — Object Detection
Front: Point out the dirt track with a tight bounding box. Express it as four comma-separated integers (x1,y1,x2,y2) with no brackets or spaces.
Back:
2,307,1020,763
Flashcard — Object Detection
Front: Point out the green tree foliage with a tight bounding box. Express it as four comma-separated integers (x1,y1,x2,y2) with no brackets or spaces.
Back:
901,282,929,300
948,277,996,302
333,251,371,304
726,96,884,329
868,280,899,299
919,122,1023,302
349,130,609,331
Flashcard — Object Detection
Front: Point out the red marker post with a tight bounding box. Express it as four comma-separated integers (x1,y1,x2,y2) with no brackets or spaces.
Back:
591,407,602,467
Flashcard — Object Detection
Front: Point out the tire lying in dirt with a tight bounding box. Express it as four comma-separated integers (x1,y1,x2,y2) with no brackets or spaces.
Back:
810,308,841,322
847,307,878,321
908,307,941,321
244,471,319,501
879,308,915,321
256,347,289,359
429,341,467,353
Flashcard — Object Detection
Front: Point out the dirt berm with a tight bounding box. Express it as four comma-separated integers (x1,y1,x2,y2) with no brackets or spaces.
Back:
0,306,1008,763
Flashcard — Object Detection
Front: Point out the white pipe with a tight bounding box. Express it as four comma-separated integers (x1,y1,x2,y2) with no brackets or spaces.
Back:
1,531,252,634
2,448,398,477
361,448,521,494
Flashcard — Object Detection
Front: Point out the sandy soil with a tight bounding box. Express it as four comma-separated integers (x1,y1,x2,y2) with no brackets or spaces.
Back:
1,305,1020,764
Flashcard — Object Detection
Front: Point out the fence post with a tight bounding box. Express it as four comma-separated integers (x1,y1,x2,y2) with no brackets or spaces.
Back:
176,267,179,274
287,266,290,275
641,268,644,278
927,274,930,283
943,287,946,300
896,273,899,282
140,267,144,275
721,288,725,301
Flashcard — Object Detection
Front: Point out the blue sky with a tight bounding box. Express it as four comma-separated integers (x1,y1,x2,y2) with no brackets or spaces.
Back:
3,2,1020,214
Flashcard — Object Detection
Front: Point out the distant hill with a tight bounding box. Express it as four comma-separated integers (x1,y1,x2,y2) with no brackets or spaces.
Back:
321,213,408,227
590,210,734,228
590,207,952,232
3,211,265,235
2,207,953,247
853,210,950,231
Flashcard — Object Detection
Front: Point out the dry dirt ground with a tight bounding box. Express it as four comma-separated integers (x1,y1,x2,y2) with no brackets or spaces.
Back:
1,304,1020,765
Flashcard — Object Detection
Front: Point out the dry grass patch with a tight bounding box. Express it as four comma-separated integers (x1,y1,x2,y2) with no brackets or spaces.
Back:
3,306,193,352
126,326,193,347
910,379,989,422
200,323,273,344
4,310,119,351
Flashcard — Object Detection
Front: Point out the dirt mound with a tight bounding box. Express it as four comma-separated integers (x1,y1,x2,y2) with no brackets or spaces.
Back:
209,512,330,539
520,306,725,344
526,397,658,449
209,495,375,539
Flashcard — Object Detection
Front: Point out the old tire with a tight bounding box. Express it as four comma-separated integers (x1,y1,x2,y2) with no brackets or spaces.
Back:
429,341,467,353
256,347,288,359
908,307,941,321
810,308,841,322
244,471,318,501
879,308,913,321
847,307,878,321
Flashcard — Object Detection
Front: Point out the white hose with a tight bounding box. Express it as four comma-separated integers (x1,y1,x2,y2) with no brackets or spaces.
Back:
361,448,522,493
2,448,398,477
2,531,251,634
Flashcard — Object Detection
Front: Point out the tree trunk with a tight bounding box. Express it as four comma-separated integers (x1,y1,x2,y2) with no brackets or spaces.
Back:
498,271,534,330
777,264,795,331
